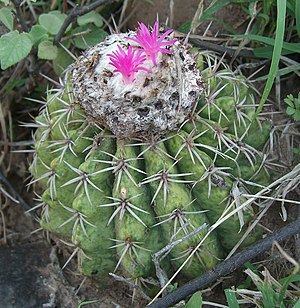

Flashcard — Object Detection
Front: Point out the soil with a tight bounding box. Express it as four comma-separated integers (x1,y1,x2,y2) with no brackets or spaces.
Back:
1,1,300,308
125,0,249,34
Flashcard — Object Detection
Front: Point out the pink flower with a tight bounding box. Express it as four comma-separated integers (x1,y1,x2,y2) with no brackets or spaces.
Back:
107,45,151,83
129,21,176,66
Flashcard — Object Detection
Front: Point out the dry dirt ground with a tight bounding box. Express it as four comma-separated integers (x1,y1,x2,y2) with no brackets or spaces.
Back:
0,1,300,308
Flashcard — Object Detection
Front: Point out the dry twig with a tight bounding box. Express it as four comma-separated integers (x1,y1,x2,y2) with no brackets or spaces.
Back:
53,0,117,45
148,218,300,308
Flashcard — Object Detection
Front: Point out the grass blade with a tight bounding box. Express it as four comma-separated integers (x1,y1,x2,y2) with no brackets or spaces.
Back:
225,289,239,308
296,0,300,37
231,34,300,54
254,0,287,117
184,291,202,308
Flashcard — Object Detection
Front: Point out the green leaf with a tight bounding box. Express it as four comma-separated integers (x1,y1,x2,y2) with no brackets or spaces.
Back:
4,78,26,94
284,99,294,108
244,261,259,273
0,0,10,5
77,11,103,27
278,273,300,304
38,40,58,60
225,289,240,308
0,31,32,69
29,25,48,45
294,110,300,121
286,106,296,115
256,63,300,80
39,11,67,35
231,34,300,54
293,148,300,155
259,280,278,308
49,10,72,32
254,0,287,117
253,46,293,58
72,25,107,49
199,0,231,24
78,300,99,307
248,2,256,17
52,47,74,76
178,21,192,33
184,291,202,308
293,299,300,308
178,0,231,33
0,7,14,31
296,0,300,37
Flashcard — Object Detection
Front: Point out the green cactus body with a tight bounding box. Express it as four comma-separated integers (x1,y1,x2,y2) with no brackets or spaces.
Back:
71,135,116,278
192,178,262,250
142,143,221,277
164,131,262,250
29,30,273,292
40,189,74,237
183,116,268,184
111,141,165,279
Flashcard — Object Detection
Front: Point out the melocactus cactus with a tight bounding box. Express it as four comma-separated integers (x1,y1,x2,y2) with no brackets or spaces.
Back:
29,22,272,291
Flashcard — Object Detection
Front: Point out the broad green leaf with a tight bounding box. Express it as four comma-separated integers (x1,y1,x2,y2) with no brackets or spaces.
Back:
72,25,107,49
184,291,202,308
287,107,296,115
38,40,58,60
285,100,295,109
77,11,103,27
0,0,10,5
0,7,14,31
49,10,68,20
29,25,48,45
293,299,300,308
39,11,67,35
0,31,32,69
295,111,300,121
53,47,74,76
49,11,71,32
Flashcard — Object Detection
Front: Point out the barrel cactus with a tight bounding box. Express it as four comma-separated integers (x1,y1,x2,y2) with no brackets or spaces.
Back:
29,22,272,292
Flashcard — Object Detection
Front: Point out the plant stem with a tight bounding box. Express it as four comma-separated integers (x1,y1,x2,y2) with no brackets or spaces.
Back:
11,0,29,32
53,0,116,45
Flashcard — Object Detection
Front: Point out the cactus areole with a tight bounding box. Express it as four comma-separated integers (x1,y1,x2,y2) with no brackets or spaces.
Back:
30,22,272,293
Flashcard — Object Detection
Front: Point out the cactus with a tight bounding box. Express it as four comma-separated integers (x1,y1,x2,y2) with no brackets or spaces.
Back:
29,23,272,291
